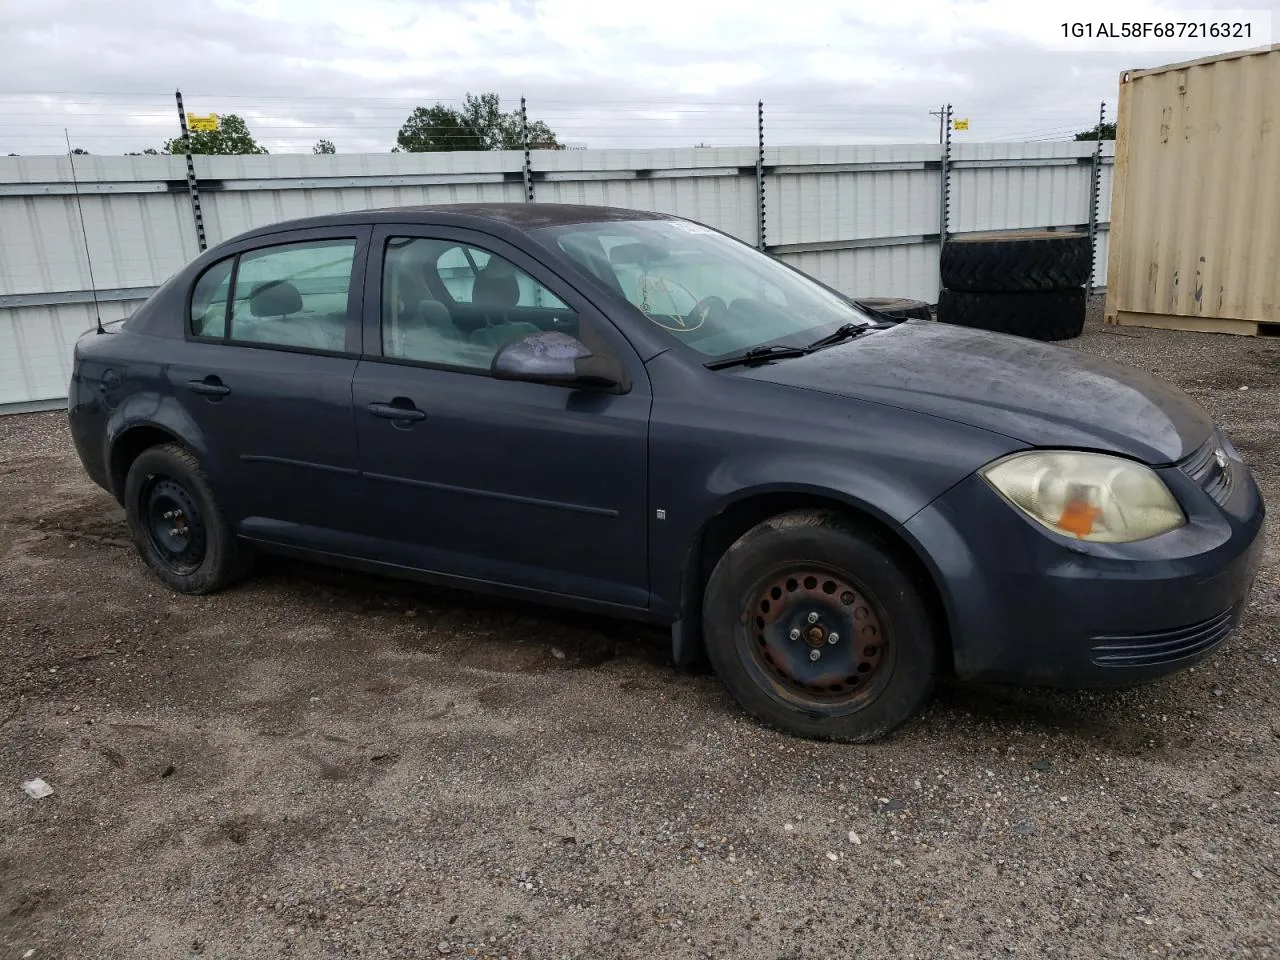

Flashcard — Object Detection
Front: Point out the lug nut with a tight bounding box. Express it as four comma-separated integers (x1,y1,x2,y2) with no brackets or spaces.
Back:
789,628,801,641
807,612,820,624
828,632,840,644
809,649,821,661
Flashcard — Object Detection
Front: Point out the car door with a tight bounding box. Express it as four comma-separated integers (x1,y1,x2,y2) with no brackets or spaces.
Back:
350,224,651,610
167,226,370,542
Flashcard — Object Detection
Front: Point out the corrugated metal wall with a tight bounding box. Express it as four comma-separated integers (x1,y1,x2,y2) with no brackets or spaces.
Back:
1106,45,1279,333
0,141,1111,408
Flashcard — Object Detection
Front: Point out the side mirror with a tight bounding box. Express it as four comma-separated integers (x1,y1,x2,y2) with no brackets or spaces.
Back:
490,331,628,392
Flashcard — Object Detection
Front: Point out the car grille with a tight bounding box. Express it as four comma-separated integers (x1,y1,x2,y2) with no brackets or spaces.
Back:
1089,606,1239,668
1180,434,1234,506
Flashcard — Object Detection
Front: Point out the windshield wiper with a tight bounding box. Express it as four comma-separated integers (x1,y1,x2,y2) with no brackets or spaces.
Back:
705,343,812,370
804,322,871,351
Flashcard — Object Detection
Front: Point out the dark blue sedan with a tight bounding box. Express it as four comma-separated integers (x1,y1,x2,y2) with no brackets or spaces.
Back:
67,204,1265,741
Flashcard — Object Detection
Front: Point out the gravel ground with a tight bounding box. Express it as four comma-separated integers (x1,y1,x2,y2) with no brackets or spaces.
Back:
2,299,1279,959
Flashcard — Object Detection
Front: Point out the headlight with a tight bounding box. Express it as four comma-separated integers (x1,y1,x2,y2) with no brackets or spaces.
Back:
981,451,1185,543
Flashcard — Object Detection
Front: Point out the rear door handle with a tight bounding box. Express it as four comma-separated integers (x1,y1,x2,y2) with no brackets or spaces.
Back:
367,400,427,422
187,377,231,397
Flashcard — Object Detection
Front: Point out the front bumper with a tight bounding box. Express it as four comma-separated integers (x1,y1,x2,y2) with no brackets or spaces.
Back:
902,445,1265,687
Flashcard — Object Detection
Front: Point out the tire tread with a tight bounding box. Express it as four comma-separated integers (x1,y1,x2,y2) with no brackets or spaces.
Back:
937,287,1086,341
941,234,1092,292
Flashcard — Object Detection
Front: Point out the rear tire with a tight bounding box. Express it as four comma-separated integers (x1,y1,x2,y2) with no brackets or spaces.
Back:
702,510,937,742
123,443,252,595
938,287,1087,341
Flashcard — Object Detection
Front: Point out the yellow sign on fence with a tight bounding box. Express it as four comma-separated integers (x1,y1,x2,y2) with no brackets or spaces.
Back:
187,113,219,132
952,118,970,131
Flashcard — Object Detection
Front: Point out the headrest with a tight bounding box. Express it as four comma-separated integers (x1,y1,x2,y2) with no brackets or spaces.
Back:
472,259,520,308
249,280,303,317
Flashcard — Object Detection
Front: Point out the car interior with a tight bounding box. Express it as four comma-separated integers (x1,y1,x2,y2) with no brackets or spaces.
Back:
382,238,579,367
231,279,349,352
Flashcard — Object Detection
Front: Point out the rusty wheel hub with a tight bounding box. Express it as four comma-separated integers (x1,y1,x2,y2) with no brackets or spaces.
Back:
744,567,888,701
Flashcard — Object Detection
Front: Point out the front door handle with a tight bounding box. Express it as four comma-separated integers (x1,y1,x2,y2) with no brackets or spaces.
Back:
367,400,427,422
187,376,231,397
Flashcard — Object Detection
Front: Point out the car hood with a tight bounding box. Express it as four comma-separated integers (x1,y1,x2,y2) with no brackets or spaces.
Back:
733,321,1211,464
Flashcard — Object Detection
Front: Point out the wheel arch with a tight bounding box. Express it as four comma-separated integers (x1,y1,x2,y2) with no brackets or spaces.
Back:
673,487,954,672
105,398,211,503
108,425,184,501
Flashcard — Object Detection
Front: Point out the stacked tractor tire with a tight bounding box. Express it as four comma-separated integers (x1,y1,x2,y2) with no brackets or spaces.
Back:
937,231,1092,341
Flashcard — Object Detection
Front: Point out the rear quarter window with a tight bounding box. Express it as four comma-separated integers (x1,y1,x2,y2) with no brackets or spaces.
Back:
190,258,234,338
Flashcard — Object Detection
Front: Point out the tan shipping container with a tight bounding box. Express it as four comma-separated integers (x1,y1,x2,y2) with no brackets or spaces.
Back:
1105,44,1280,335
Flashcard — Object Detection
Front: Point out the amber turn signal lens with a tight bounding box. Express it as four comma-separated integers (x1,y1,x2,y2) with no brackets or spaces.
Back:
1057,500,1102,537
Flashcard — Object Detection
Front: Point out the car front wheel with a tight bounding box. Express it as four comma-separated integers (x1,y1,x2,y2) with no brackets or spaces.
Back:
123,442,251,594
702,510,938,742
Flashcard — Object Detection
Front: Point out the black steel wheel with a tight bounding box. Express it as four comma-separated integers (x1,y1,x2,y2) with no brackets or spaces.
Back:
744,564,894,709
141,476,208,576
703,510,939,742
123,442,252,594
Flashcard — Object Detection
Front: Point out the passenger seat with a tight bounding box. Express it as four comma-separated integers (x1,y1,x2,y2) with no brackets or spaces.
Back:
468,258,540,351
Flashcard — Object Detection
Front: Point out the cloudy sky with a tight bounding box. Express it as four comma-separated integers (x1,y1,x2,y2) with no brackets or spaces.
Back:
0,0,1273,154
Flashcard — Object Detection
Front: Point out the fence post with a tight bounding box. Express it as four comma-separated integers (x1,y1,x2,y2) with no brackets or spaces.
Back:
1087,101,1106,297
520,96,534,203
937,103,953,295
755,100,766,251
173,90,207,253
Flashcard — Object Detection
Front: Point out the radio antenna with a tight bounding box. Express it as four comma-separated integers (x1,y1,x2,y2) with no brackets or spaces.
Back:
65,129,104,335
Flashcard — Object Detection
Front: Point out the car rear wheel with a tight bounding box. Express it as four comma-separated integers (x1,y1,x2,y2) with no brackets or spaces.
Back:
123,443,252,594
702,510,938,742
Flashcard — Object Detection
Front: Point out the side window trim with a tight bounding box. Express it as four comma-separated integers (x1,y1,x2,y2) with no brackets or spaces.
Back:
221,254,238,342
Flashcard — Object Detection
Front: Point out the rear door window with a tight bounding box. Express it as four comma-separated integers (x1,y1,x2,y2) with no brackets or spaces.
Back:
228,240,358,352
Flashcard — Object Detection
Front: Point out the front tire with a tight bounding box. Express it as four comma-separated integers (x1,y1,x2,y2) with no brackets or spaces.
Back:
123,443,251,594
702,510,938,742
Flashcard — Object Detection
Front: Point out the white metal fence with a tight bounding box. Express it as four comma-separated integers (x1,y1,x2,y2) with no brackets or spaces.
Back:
0,141,1113,410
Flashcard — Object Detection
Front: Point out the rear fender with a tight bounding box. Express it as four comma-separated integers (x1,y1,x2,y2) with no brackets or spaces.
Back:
104,394,213,498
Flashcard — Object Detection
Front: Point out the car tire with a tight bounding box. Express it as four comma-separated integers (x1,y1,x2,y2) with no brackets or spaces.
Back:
940,232,1092,292
937,287,1087,341
123,442,252,595
854,297,933,323
702,510,938,742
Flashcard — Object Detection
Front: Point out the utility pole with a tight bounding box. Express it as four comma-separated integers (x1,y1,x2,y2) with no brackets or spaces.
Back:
928,105,947,144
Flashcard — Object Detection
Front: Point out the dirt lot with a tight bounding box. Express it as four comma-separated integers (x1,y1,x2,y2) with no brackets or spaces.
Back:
2,303,1279,960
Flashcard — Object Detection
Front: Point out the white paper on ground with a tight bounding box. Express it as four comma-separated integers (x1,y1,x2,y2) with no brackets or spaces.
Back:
21,778,53,800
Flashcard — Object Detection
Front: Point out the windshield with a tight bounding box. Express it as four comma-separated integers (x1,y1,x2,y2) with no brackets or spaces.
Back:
533,219,873,359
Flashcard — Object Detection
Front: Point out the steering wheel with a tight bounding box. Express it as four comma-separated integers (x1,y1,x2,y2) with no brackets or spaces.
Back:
687,296,730,329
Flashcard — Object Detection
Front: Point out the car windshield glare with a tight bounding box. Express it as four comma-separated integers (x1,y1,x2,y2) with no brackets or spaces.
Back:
534,219,873,358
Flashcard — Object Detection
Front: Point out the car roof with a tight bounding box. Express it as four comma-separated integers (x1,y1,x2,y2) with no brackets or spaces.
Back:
233,202,677,243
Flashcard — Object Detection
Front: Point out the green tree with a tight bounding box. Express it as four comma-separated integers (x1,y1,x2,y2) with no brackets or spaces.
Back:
125,148,160,156
71,147,90,155
1075,121,1117,141
396,104,480,151
163,114,268,155
396,93,559,152
313,138,336,154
